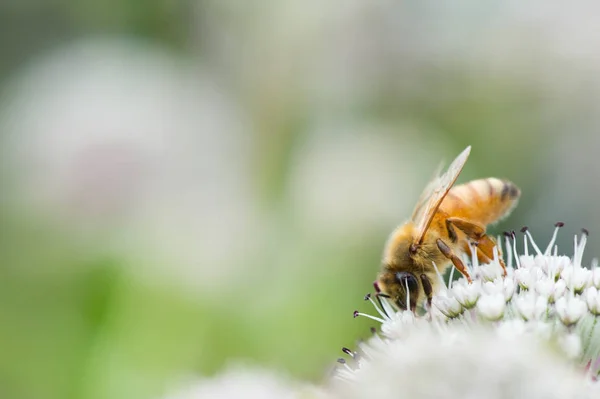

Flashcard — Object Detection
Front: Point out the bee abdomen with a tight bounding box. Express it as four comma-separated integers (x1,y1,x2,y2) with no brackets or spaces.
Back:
458,178,519,201
444,178,520,225
499,179,520,201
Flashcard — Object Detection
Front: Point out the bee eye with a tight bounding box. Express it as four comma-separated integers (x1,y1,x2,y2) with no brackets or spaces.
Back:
395,272,419,293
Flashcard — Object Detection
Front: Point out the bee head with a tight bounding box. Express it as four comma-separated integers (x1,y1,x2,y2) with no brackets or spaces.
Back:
376,268,421,311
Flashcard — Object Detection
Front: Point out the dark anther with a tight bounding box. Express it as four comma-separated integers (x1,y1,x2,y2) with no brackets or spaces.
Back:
503,231,512,238
337,358,346,364
364,293,371,301
520,226,528,233
353,310,359,318
555,222,564,227
582,228,590,236
370,327,377,334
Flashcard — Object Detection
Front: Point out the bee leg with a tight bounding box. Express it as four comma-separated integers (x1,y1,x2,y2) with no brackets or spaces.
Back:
447,217,507,277
419,274,433,309
446,217,485,239
436,238,473,283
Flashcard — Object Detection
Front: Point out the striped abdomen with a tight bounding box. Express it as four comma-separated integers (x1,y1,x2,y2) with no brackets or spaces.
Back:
440,178,520,226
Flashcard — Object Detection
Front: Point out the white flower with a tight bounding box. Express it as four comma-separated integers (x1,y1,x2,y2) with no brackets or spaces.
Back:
379,310,418,340
515,267,538,290
514,292,548,321
477,263,504,282
480,278,514,302
432,292,463,319
495,319,527,339
535,278,567,304
591,264,600,288
332,327,594,399
535,254,569,280
347,229,600,385
477,293,506,321
562,266,592,293
585,287,600,315
556,296,587,326
559,333,583,360
502,278,516,302
451,279,481,309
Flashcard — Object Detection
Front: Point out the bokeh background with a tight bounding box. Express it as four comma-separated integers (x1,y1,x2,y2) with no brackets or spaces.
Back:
1,1,600,398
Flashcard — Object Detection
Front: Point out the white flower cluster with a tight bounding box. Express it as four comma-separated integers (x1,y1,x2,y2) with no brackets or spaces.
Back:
162,226,600,399
338,225,600,398
333,324,598,399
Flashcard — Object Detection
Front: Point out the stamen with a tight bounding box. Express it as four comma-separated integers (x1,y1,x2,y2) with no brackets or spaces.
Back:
521,227,529,257
379,294,396,317
448,263,456,289
432,262,447,289
375,294,390,319
582,228,590,236
364,294,389,320
573,235,579,268
511,231,521,268
493,245,501,270
469,242,479,273
342,347,356,358
353,310,385,323
337,358,353,372
545,222,563,256
405,279,410,312
574,231,588,268
523,229,542,256
504,232,513,269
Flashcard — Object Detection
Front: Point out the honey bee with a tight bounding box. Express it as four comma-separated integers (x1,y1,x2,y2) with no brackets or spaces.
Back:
377,146,520,311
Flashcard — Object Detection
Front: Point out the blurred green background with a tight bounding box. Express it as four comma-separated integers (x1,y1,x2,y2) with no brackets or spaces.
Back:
1,1,599,398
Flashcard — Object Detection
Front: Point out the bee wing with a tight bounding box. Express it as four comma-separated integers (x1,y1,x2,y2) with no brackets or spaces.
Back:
411,146,471,245
410,161,444,221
